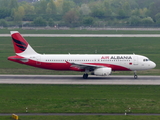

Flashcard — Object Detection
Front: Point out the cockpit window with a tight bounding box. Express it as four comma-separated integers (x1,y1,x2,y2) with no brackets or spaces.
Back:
143,59,150,62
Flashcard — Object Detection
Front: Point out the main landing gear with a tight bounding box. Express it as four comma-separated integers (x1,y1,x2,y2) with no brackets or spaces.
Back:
134,71,138,79
83,69,89,79
83,73,88,79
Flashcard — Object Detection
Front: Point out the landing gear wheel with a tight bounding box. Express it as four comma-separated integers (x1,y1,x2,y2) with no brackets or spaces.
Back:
134,75,138,79
134,71,138,79
83,74,88,79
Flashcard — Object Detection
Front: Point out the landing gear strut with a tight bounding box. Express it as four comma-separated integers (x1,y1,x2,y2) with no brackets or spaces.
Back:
83,69,89,79
134,71,138,79
83,73,88,79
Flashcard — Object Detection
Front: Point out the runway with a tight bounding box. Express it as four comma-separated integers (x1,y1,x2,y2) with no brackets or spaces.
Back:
1,34,160,37
0,75,160,85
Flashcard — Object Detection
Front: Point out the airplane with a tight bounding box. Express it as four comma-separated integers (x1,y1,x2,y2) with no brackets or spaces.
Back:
8,31,156,79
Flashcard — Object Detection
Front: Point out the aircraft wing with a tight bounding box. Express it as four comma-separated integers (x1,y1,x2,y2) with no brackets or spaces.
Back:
70,62,104,70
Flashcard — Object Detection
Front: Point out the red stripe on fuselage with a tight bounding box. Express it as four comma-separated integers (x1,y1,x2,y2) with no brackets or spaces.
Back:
8,56,131,71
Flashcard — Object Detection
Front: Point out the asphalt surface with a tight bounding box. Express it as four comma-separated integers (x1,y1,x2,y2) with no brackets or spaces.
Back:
0,75,160,85
1,34,160,37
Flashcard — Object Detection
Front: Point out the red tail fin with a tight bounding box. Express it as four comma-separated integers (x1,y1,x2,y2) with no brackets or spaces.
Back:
11,31,38,55
11,31,28,54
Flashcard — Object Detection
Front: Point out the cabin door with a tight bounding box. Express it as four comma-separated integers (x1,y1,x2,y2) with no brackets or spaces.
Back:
133,56,138,65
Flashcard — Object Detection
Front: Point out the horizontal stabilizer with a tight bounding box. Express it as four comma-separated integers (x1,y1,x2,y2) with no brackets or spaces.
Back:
8,56,28,62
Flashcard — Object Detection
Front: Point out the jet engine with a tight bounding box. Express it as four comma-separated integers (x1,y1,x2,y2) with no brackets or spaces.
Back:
94,67,112,76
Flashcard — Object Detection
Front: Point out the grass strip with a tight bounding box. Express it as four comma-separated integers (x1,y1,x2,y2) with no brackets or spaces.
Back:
1,28,160,34
0,85,160,113
1,115,160,120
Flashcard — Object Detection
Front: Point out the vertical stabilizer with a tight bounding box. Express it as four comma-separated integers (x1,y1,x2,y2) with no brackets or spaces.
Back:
11,31,38,56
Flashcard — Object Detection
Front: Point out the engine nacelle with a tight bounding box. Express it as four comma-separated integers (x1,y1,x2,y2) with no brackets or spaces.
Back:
94,68,112,76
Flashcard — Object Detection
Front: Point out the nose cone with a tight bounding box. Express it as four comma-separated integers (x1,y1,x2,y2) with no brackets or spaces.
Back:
151,61,156,69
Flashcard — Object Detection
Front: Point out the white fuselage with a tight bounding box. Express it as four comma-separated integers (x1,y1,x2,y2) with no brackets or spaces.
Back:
20,54,156,71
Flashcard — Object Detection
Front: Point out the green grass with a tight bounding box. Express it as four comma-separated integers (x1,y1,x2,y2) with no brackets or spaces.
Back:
2,115,160,120
1,28,160,34
0,36,159,75
0,85,160,114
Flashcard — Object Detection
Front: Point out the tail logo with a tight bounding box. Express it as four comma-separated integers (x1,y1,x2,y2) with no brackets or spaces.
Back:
12,37,27,52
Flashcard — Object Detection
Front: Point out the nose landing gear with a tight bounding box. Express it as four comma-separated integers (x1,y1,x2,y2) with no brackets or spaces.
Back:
134,71,138,79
